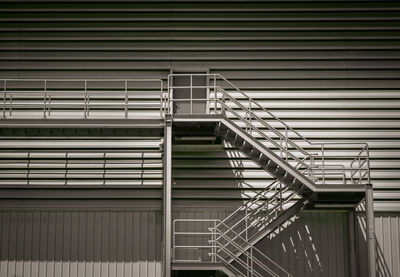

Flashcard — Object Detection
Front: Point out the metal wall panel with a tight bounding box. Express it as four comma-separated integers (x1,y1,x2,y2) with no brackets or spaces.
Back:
0,0,399,208
173,209,351,276
356,212,400,277
0,209,162,277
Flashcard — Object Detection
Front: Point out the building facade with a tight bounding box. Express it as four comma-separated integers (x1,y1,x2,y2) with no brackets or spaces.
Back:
0,1,400,276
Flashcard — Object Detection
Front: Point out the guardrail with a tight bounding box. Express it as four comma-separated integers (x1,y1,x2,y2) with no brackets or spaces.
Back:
173,218,292,277
165,73,371,186
1,79,163,119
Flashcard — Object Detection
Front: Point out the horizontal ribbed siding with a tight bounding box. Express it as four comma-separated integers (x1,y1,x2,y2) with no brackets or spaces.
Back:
0,0,399,208
0,1,400,207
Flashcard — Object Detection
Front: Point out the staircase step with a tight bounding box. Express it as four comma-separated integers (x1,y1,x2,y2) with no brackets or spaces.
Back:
274,166,286,179
215,122,228,137
225,129,237,140
249,148,261,160
240,142,253,154
265,160,277,172
232,135,245,149
257,154,270,165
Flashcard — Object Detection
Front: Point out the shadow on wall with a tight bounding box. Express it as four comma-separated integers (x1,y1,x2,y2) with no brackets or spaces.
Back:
255,211,351,277
0,210,163,276
356,203,395,277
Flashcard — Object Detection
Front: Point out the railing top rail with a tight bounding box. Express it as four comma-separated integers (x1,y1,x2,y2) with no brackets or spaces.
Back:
2,78,163,82
168,73,369,149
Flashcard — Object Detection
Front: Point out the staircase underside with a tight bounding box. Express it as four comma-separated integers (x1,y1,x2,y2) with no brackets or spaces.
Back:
173,114,365,205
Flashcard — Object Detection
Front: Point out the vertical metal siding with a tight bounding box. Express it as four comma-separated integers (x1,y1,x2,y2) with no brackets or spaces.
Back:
356,212,400,277
255,211,350,277
173,209,351,276
0,210,162,277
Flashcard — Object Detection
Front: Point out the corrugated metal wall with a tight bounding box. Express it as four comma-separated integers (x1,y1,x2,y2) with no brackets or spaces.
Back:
1,0,398,206
257,211,351,277
0,209,162,277
173,209,351,276
356,211,400,277
1,1,400,276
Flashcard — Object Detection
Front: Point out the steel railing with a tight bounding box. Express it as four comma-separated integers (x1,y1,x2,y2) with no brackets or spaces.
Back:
165,73,371,186
173,219,292,277
1,79,163,119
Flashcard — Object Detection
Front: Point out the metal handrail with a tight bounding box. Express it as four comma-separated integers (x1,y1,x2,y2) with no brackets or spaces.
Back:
166,73,371,186
1,78,163,119
173,218,292,277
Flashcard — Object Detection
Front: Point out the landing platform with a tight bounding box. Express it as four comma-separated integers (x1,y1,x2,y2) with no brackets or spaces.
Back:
172,262,241,277
0,118,164,137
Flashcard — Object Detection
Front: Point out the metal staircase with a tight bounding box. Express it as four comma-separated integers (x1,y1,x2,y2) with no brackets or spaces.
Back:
0,75,371,276
167,74,370,276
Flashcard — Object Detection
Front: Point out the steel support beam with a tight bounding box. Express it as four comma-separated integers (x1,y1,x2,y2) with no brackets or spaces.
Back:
349,210,357,277
365,183,376,277
163,117,172,277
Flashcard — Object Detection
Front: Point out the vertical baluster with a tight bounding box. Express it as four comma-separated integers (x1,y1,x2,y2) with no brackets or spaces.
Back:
366,145,371,184
43,80,47,119
9,94,12,116
125,80,128,119
359,156,362,184
212,221,216,262
322,144,325,185
172,220,175,262
213,75,217,114
3,80,6,118
65,152,68,186
27,152,31,185
190,75,193,114
103,152,106,185
84,80,88,118
285,127,288,162
249,99,252,136
250,246,254,277
245,207,249,277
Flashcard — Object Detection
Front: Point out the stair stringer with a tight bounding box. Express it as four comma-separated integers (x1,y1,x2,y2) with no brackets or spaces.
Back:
216,116,317,199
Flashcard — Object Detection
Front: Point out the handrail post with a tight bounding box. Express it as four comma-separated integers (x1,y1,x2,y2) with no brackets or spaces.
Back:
84,80,88,118
190,74,193,114
245,206,249,277
43,80,47,119
3,80,6,118
65,152,68,186
359,156,362,184
213,75,217,114
213,221,217,262
322,144,325,185
125,80,128,119
27,152,31,185
249,99,252,136
172,220,175,262
285,127,288,162
250,246,253,277
366,145,371,184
